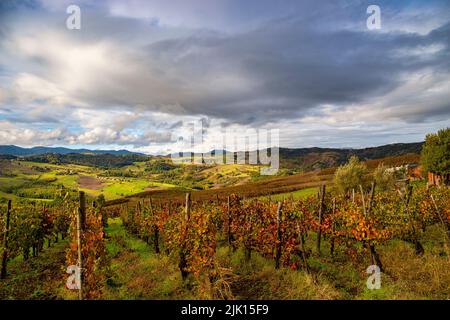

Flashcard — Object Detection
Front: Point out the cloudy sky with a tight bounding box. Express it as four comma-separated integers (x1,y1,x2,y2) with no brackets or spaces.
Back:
0,0,449,154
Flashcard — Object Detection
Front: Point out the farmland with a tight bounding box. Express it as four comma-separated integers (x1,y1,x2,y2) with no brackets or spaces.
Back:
0,141,448,301
0,179,449,300
0,155,330,203
2,0,449,309
0,159,182,201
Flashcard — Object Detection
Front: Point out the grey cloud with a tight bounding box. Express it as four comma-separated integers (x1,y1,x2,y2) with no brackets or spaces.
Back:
139,20,450,124
3,2,449,126
1,0,449,152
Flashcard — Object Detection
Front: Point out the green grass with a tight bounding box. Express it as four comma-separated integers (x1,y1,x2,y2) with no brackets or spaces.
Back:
0,177,28,190
0,238,69,300
3,159,275,202
0,190,53,203
214,223,450,300
52,174,79,189
98,179,176,200
0,190,19,200
0,175,60,202
103,216,449,300
1,213,448,300
96,178,157,200
256,187,317,201
103,218,196,299
1,160,182,201
0,161,94,201
215,246,342,299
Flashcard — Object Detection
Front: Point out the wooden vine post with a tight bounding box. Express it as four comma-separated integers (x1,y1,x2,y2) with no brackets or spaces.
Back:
77,191,86,300
404,185,424,255
227,196,233,249
359,185,367,217
1,200,12,279
79,191,86,230
150,197,160,254
243,195,252,261
363,185,384,272
275,201,283,269
166,199,172,256
185,193,191,221
367,182,376,215
330,197,337,258
179,193,191,280
316,185,326,255
430,194,450,249
296,222,310,274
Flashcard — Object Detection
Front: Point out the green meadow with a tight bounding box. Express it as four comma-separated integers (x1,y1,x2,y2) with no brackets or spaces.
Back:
0,158,265,203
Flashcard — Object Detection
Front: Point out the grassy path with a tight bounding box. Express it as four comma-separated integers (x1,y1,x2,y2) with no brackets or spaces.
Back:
0,239,68,300
102,218,194,299
103,218,450,300
256,187,317,201
1,218,448,300
102,218,347,300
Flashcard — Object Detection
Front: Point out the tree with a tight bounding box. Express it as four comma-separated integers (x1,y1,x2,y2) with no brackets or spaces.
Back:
373,163,395,191
421,128,449,182
334,156,367,194
97,194,106,208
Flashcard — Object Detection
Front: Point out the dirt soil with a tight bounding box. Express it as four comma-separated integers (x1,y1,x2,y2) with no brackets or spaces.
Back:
78,175,104,190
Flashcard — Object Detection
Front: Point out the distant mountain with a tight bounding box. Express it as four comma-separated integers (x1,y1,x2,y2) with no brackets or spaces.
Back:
170,142,424,171
24,153,149,168
0,145,143,156
277,142,423,170
1,142,423,171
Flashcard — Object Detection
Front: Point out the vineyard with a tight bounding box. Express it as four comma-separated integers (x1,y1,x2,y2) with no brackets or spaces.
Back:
114,183,450,298
0,181,449,299
0,192,107,299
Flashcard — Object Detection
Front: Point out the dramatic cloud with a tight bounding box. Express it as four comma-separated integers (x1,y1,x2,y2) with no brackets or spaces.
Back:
0,0,449,153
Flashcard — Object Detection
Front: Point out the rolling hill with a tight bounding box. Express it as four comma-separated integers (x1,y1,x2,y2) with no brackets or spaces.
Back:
0,145,142,156
170,142,423,171
1,142,423,172
278,142,423,170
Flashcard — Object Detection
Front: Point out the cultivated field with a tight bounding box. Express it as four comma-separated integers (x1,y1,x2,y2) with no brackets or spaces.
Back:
0,150,448,300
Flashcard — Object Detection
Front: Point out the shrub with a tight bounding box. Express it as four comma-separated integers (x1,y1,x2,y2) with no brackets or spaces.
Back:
373,163,395,191
333,156,367,194
420,127,449,184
